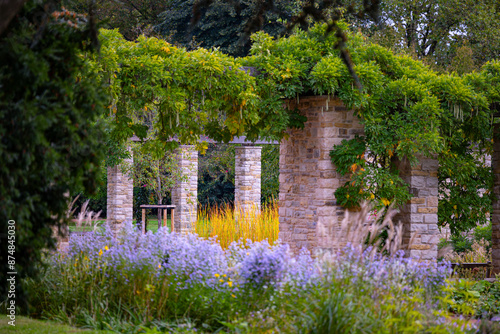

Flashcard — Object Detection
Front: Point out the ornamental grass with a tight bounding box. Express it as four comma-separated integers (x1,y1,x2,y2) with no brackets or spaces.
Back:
195,201,279,249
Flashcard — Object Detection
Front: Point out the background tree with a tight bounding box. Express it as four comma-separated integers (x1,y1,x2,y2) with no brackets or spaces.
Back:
63,0,173,40
156,0,301,57
127,140,183,229
0,0,107,306
345,0,500,72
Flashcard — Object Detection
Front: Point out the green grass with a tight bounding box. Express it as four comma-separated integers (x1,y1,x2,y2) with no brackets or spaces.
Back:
69,217,171,233
0,316,112,333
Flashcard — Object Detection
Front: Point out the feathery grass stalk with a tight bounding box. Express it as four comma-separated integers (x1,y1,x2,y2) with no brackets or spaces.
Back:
195,201,279,249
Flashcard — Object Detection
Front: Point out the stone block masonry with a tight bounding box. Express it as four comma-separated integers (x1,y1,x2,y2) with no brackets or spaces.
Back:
393,155,439,260
279,95,364,253
171,145,198,234
107,149,134,235
235,146,262,212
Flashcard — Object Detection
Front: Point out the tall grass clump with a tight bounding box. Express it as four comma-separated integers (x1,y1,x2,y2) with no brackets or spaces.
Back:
195,201,279,249
24,202,477,333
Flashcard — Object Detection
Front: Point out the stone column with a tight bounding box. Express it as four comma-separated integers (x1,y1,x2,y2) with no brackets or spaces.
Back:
106,149,134,234
235,145,262,213
279,96,364,253
491,123,500,275
171,145,198,234
394,155,439,260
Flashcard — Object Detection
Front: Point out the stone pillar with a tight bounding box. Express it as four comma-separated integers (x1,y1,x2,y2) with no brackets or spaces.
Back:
491,123,500,275
394,155,439,260
235,145,262,213
279,96,364,253
171,145,198,234
106,149,134,234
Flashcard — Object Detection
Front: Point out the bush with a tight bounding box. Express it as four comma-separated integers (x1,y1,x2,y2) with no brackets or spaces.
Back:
0,0,107,306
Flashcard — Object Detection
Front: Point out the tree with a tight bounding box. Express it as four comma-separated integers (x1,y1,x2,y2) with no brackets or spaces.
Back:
156,0,300,57
63,0,173,40
126,140,183,229
346,0,500,72
0,0,107,305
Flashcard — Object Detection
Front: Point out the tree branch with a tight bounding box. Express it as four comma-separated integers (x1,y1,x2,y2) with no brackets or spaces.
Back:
0,0,27,37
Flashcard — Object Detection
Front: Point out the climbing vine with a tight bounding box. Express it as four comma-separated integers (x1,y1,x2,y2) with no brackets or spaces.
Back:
87,24,500,233
88,29,297,154
244,23,500,233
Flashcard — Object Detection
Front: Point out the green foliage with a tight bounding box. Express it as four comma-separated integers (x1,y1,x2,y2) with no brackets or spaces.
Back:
155,0,299,57
440,222,492,254
91,28,294,156
445,278,500,318
197,143,280,207
63,0,172,41
261,145,280,205
347,0,500,72
0,0,107,305
198,144,236,207
246,23,500,232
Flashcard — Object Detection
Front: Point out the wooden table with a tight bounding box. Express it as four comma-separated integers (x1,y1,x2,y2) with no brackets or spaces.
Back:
140,205,175,234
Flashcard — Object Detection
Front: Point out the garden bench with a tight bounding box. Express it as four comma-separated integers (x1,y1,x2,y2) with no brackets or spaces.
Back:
451,262,493,279
140,205,175,234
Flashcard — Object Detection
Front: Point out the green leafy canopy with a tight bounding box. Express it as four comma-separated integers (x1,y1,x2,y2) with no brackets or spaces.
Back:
243,23,500,233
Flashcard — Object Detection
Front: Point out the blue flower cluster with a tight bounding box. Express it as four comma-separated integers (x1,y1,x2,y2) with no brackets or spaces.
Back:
61,222,451,299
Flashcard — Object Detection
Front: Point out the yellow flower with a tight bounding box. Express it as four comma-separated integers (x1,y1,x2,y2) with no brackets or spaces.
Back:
381,198,391,206
228,281,233,287
104,246,109,251
231,294,236,298
99,249,103,257
346,194,350,199
158,264,161,269
219,279,224,283
214,273,220,278
84,256,88,261
223,274,227,277
390,180,394,185
74,262,77,267
370,193,375,200
453,205,457,210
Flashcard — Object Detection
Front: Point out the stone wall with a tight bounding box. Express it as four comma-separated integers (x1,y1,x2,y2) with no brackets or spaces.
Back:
107,149,134,234
235,146,262,212
393,156,440,260
279,95,364,253
171,145,198,234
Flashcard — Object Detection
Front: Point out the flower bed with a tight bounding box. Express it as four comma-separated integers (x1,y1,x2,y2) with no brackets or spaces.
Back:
26,222,479,333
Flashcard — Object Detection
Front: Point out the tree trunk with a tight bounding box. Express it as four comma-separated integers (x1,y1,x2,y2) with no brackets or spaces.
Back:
0,0,27,37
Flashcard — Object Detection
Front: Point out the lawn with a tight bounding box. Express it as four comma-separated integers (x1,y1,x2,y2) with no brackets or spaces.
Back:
0,316,112,333
69,217,171,233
